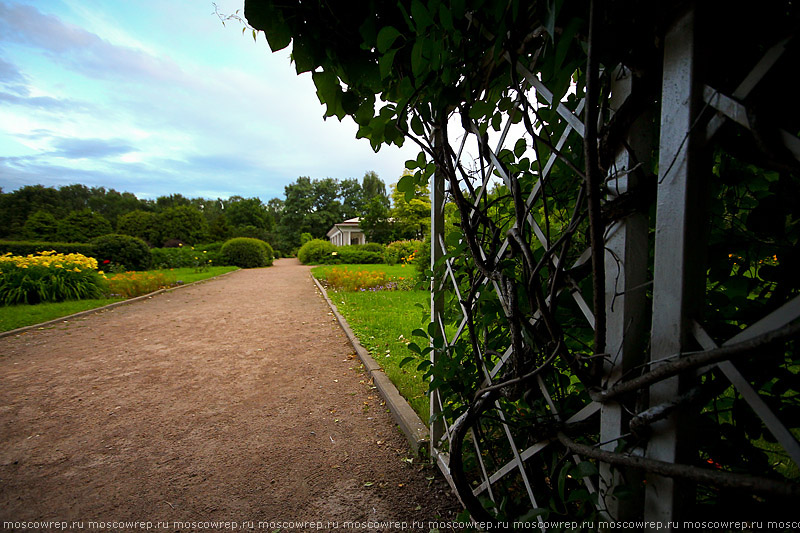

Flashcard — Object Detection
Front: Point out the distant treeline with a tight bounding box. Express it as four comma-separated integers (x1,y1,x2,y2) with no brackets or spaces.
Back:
0,171,391,254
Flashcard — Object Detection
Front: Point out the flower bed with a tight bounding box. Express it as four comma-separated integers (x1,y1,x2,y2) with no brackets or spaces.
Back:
0,250,105,305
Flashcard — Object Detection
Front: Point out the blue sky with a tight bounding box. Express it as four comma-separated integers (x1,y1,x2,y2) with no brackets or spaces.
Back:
0,0,418,201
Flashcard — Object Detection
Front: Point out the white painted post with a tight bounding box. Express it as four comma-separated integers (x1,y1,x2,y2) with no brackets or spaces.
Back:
646,5,707,527
600,65,650,521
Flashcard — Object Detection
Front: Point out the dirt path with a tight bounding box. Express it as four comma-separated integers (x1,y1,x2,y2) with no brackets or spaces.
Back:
0,259,460,532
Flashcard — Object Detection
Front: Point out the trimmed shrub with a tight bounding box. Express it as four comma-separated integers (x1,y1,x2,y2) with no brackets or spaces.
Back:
360,242,385,254
0,251,106,305
220,237,273,268
91,234,151,271
150,244,218,270
297,239,336,264
0,241,96,258
384,240,423,265
336,248,383,264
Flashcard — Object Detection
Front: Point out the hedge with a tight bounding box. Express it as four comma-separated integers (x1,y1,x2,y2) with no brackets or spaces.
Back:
0,241,97,258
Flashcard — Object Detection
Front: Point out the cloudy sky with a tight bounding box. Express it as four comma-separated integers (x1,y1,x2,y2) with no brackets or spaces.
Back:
0,0,419,201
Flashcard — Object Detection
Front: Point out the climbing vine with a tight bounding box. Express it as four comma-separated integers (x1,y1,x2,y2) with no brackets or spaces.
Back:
243,0,800,525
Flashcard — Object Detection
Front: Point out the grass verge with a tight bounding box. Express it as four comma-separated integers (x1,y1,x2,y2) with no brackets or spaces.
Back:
312,264,432,423
0,266,238,333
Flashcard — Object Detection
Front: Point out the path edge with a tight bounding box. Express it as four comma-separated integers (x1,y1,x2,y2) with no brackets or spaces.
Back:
311,275,430,455
0,269,239,340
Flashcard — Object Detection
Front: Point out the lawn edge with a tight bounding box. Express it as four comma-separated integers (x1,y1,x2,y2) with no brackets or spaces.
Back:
311,274,430,455
0,269,239,339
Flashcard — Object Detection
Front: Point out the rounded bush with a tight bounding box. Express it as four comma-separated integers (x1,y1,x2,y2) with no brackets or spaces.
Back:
360,242,385,254
384,240,422,265
91,234,151,271
297,239,336,264
220,237,273,268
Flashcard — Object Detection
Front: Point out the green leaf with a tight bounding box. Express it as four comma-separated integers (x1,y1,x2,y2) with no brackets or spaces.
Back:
377,26,402,53
399,356,416,368
438,5,453,31
571,461,598,479
312,71,341,110
397,174,415,193
244,3,291,51
411,0,434,31
292,40,315,74
410,114,425,136
514,138,527,158
411,39,426,78
412,328,428,338
379,48,398,79
341,91,359,115
407,341,422,354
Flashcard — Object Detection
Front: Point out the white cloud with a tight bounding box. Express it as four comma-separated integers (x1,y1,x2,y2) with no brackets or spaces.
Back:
0,0,418,202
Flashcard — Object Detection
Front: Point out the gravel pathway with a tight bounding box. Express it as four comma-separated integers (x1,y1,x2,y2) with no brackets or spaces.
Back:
0,259,460,532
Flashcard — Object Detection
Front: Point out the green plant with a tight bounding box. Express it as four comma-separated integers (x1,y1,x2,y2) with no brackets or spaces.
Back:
103,271,171,298
297,238,336,264
150,243,219,270
56,209,113,242
220,237,273,268
336,247,383,264
0,251,106,305
0,241,96,257
324,268,391,291
384,240,422,265
91,234,151,271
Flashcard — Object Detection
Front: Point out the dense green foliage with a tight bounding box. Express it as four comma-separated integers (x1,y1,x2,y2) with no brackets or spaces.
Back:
246,0,800,523
91,234,151,271
383,240,422,266
277,172,390,251
0,241,96,257
56,209,113,242
298,240,389,265
220,237,274,268
297,238,336,264
1,173,393,255
150,244,220,269
0,252,106,305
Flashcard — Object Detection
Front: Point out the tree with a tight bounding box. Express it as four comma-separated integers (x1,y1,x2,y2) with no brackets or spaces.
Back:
155,194,191,211
117,210,160,245
339,178,363,219
311,177,343,231
0,185,62,238
157,205,208,245
390,178,430,240
360,195,393,244
56,209,113,242
361,170,387,203
225,196,273,232
279,176,345,250
23,210,59,241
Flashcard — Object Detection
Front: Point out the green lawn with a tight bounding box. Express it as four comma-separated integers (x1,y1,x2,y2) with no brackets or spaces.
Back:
0,298,126,333
311,263,432,423
153,266,238,285
0,266,238,333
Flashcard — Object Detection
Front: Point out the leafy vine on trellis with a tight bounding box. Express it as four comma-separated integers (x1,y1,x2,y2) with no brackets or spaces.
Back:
242,0,800,524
